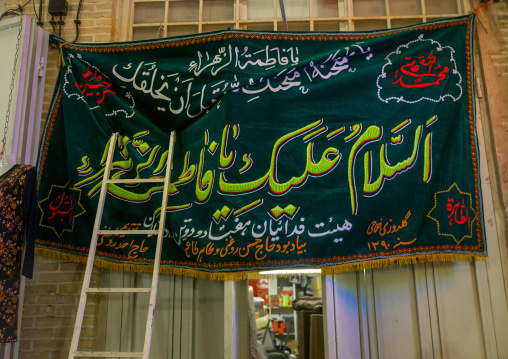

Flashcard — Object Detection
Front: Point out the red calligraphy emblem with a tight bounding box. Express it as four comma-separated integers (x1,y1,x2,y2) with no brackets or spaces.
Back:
38,183,86,238
75,67,116,105
48,192,74,224
446,198,470,228
392,51,449,89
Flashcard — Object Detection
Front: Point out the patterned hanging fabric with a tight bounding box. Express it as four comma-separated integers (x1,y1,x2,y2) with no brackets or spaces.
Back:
0,164,36,343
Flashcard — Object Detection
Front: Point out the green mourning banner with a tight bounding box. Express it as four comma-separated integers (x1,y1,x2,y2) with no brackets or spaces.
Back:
36,15,486,279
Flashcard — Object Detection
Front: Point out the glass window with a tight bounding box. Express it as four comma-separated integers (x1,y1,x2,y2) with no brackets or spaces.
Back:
167,0,199,22
202,23,235,32
426,0,459,15
132,26,160,40
203,0,235,21
314,21,348,32
391,18,423,28
242,22,275,31
313,0,340,18
244,0,274,20
277,21,311,31
277,0,310,18
131,0,466,41
133,2,165,24
353,0,387,17
389,0,422,16
167,25,199,37
353,19,388,31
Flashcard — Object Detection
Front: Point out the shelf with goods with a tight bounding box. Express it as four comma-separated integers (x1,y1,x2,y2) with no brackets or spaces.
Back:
249,275,322,356
268,278,298,340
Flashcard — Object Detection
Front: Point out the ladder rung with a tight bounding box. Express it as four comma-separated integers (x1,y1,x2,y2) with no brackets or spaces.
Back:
69,132,177,359
95,230,158,235
86,288,151,293
105,178,164,184
73,351,143,358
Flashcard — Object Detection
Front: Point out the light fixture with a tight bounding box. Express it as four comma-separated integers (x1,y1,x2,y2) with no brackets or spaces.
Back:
258,269,322,275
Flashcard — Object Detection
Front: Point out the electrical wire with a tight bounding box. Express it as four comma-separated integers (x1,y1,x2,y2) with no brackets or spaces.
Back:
33,0,45,26
0,0,33,20
73,0,83,43
32,0,40,23
0,10,21,20
20,0,32,8
73,20,79,42
58,15,63,36
38,0,42,24
50,15,57,33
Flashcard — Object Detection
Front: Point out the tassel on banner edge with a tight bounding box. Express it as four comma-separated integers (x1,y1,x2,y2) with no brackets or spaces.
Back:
33,247,264,280
57,42,65,67
34,248,487,281
320,253,487,275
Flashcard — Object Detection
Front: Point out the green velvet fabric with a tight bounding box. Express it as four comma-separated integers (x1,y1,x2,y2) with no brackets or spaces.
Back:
35,15,485,275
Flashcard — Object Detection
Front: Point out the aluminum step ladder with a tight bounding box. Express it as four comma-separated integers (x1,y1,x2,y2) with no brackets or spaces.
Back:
68,131,176,359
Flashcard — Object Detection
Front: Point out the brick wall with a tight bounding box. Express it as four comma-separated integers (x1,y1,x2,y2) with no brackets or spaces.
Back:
484,4,508,214
493,5,508,78
474,3,508,296
2,1,114,358
19,257,100,359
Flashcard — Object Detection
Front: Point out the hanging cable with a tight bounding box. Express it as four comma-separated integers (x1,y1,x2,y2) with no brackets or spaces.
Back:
32,0,40,23
58,15,63,36
0,0,33,20
34,0,44,26
49,15,57,33
72,0,83,43
39,0,43,24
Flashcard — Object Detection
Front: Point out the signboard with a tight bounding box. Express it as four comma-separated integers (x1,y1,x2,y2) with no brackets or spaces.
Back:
36,15,486,279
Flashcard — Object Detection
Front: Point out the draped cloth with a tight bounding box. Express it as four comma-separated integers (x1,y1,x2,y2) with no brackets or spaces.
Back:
35,15,486,280
0,164,36,342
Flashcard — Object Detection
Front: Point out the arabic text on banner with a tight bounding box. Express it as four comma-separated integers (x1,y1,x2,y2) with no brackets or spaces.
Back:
35,15,486,280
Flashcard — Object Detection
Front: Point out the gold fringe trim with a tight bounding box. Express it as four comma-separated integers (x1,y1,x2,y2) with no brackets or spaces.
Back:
34,247,265,280
34,248,487,281
321,253,487,275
